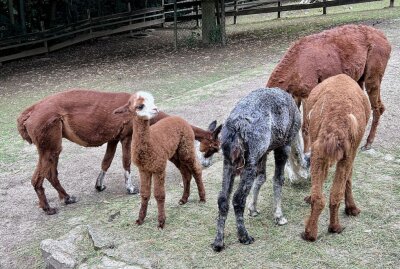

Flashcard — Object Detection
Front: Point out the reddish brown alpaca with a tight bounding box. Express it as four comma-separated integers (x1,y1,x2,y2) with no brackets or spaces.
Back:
17,89,219,215
267,24,391,151
301,74,371,242
114,91,206,228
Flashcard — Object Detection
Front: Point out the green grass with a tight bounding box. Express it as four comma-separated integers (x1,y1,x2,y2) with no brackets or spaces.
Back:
25,150,397,268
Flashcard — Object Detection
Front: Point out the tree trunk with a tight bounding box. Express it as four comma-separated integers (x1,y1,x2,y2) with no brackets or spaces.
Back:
221,0,226,45
201,0,216,44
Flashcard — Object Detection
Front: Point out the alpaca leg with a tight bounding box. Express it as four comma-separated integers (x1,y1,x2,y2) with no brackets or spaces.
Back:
248,154,267,217
328,159,351,234
273,146,290,225
233,164,257,245
362,54,387,150
344,167,360,216
31,156,56,215
189,159,206,202
121,137,138,194
212,159,236,252
136,170,152,225
302,154,329,241
153,172,166,229
362,81,384,151
178,165,191,205
286,133,310,184
96,141,118,192
45,151,76,205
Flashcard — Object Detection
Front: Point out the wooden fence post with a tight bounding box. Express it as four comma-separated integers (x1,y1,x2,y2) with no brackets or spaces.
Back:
221,0,226,45
19,0,26,34
41,21,49,55
128,3,133,37
234,0,238,24
277,1,281,19
8,0,15,25
323,0,327,15
174,0,178,50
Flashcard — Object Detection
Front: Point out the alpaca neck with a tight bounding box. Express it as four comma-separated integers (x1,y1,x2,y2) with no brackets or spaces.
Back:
132,116,152,150
191,125,212,141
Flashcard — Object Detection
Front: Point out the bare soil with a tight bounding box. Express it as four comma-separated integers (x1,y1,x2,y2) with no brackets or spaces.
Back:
0,16,399,268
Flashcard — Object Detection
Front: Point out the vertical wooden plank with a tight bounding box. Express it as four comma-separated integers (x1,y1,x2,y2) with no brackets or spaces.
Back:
174,0,178,50
128,2,133,37
277,1,281,19
19,0,26,34
233,0,237,25
221,0,226,45
41,21,49,54
323,0,327,15
8,0,15,25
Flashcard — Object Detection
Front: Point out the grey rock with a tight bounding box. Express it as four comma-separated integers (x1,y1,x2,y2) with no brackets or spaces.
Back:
87,225,114,250
40,226,87,269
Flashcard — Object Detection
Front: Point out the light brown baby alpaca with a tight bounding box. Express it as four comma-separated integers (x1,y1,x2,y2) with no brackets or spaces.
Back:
114,91,206,228
302,74,371,241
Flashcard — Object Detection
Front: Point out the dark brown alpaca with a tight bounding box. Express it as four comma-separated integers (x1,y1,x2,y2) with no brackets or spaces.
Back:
267,24,391,151
114,91,206,229
17,89,220,215
301,74,371,242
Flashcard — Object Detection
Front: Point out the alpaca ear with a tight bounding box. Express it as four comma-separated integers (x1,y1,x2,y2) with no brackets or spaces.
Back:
113,101,131,114
213,124,223,139
208,120,217,131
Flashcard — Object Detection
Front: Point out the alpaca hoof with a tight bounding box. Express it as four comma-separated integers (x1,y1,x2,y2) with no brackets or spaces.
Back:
301,231,316,242
304,195,312,204
44,207,57,215
136,219,144,226
179,199,188,205
248,209,260,217
239,235,254,245
328,225,345,234
95,185,106,192
127,185,139,195
158,220,165,229
345,206,361,216
211,241,225,252
275,216,288,226
361,144,371,151
199,198,206,203
64,196,77,205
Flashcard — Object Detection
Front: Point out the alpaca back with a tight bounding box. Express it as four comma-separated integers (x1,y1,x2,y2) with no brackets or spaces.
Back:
140,116,196,163
306,74,371,162
221,88,300,167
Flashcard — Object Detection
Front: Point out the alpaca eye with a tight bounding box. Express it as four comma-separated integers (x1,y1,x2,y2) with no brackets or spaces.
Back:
137,104,145,110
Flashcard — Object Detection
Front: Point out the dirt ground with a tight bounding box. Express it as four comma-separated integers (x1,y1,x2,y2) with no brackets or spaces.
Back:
0,15,399,268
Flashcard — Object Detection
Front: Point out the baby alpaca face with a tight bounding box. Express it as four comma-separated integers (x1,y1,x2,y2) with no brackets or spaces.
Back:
132,91,159,120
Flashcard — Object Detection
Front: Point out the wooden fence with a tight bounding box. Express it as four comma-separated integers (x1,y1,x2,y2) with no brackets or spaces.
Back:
0,7,164,64
0,0,388,64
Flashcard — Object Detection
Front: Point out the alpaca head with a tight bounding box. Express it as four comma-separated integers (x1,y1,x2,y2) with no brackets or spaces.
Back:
114,91,159,120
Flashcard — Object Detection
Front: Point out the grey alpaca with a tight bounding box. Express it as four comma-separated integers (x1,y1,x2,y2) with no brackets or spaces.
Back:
212,88,302,252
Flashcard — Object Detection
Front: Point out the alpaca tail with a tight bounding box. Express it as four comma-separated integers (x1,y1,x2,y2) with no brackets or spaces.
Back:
17,107,34,144
222,130,245,176
314,114,358,162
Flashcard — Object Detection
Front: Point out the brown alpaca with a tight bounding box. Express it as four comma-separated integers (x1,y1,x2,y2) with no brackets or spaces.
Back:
301,74,371,242
114,91,206,229
17,89,219,215
267,24,391,151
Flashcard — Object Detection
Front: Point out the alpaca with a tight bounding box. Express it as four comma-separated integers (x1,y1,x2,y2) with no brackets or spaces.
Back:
212,88,302,252
17,89,220,215
301,74,371,241
267,24,391,151
114,91,206,229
